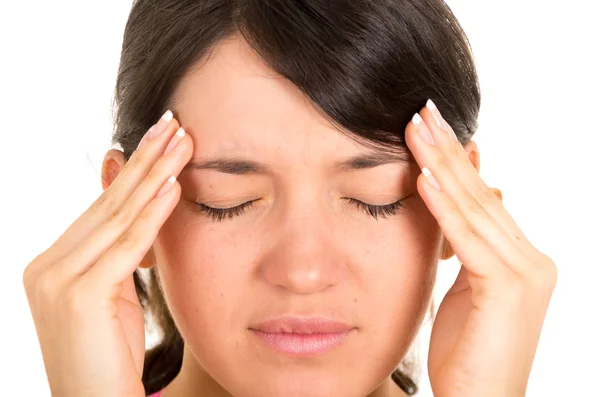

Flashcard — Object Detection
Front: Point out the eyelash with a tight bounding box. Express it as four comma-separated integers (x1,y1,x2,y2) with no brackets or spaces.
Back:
343,198,405,220
195,198,405,223
195,200,258,223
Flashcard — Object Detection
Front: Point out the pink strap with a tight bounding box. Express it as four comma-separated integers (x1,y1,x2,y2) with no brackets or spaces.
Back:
148,390,163,397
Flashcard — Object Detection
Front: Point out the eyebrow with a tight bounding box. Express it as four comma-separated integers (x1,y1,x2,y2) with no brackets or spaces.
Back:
336,151,415,170
183,151,415,175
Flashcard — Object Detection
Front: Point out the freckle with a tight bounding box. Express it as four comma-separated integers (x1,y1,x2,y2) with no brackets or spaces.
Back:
353,298,357,303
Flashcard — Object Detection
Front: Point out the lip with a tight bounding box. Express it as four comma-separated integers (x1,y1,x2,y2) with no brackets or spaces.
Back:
249,317,354,356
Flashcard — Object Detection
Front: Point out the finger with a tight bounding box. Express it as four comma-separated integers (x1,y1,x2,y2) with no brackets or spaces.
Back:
416,167,534,278
82,179,181,289
426,101,530,247
407,100,531,250
30,111,180,275
53,129,193,280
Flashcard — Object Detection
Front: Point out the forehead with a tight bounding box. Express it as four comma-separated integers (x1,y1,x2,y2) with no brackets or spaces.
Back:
172,36,380,164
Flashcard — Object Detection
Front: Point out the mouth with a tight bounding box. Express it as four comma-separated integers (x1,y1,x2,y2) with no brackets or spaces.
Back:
248,316,355,356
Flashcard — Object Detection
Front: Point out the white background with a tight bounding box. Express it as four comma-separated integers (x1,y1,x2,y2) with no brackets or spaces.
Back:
1,1,598,395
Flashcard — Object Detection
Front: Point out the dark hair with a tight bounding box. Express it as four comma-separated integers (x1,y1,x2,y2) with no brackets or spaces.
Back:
111,0,480,395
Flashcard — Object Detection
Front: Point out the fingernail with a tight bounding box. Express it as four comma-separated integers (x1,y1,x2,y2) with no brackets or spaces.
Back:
426,99,442,128
413,113,435,145
422,167,441,190
149,110,174,139
163,127,185,155
426,100,442,129
427,99,458,142
156,176,176,198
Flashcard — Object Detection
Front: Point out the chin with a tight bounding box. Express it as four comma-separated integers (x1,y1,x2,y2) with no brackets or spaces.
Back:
223,370,375,397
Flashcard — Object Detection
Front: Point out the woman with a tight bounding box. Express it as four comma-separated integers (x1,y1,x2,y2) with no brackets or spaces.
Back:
22,0,557,396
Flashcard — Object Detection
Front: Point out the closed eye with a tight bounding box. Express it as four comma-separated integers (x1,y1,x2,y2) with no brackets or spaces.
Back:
194,200,258,223
343,197,405,220
194,197,406,223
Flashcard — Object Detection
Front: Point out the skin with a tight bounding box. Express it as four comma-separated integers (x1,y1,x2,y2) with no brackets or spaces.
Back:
109,38,478,397
22,35,555,397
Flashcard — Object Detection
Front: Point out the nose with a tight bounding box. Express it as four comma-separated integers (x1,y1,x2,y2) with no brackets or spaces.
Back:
260,208,345,295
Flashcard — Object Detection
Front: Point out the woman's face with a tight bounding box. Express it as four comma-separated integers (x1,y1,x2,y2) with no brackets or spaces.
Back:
152,36,442,397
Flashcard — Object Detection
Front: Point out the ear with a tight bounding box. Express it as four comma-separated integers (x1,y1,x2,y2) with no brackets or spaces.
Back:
439,140,503,260
101,149,155,269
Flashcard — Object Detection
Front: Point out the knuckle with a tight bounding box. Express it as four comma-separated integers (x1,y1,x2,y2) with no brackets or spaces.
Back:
510,270,529,291
465,225,480,243
459,216,480,242
93,189,119,215
465,198,487,219
130,147,150,167
520,255,558,294
34,270,61,301
61,282,91,315
506,277,528,300
491,268,528,299
116,228,144,252
476,268,525,301
22,263,36,289
441,202,461,224
146,167,162,186
477,185,497,207
147,161,168,186
447,138,462,156
431,152,447,171
539,257,558,289
105,203,135,230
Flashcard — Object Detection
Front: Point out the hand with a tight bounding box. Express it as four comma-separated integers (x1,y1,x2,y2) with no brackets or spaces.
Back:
22,111,193,397
405,100,557,397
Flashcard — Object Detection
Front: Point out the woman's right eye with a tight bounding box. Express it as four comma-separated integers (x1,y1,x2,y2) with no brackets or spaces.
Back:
194,200,258,223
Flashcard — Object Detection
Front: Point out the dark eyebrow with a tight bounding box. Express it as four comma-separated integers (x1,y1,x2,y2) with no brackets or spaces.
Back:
183,150,414,175
334,151,415,170
183,158,268,174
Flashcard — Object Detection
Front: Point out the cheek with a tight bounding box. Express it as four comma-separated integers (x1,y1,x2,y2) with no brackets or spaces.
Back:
151,205,254,334
349,195,441,290
348,196,441,347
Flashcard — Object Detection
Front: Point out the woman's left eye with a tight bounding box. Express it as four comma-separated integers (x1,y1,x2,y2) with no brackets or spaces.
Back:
344,197,405,220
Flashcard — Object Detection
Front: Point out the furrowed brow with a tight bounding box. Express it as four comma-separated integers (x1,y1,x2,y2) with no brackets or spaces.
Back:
183,149,414,175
